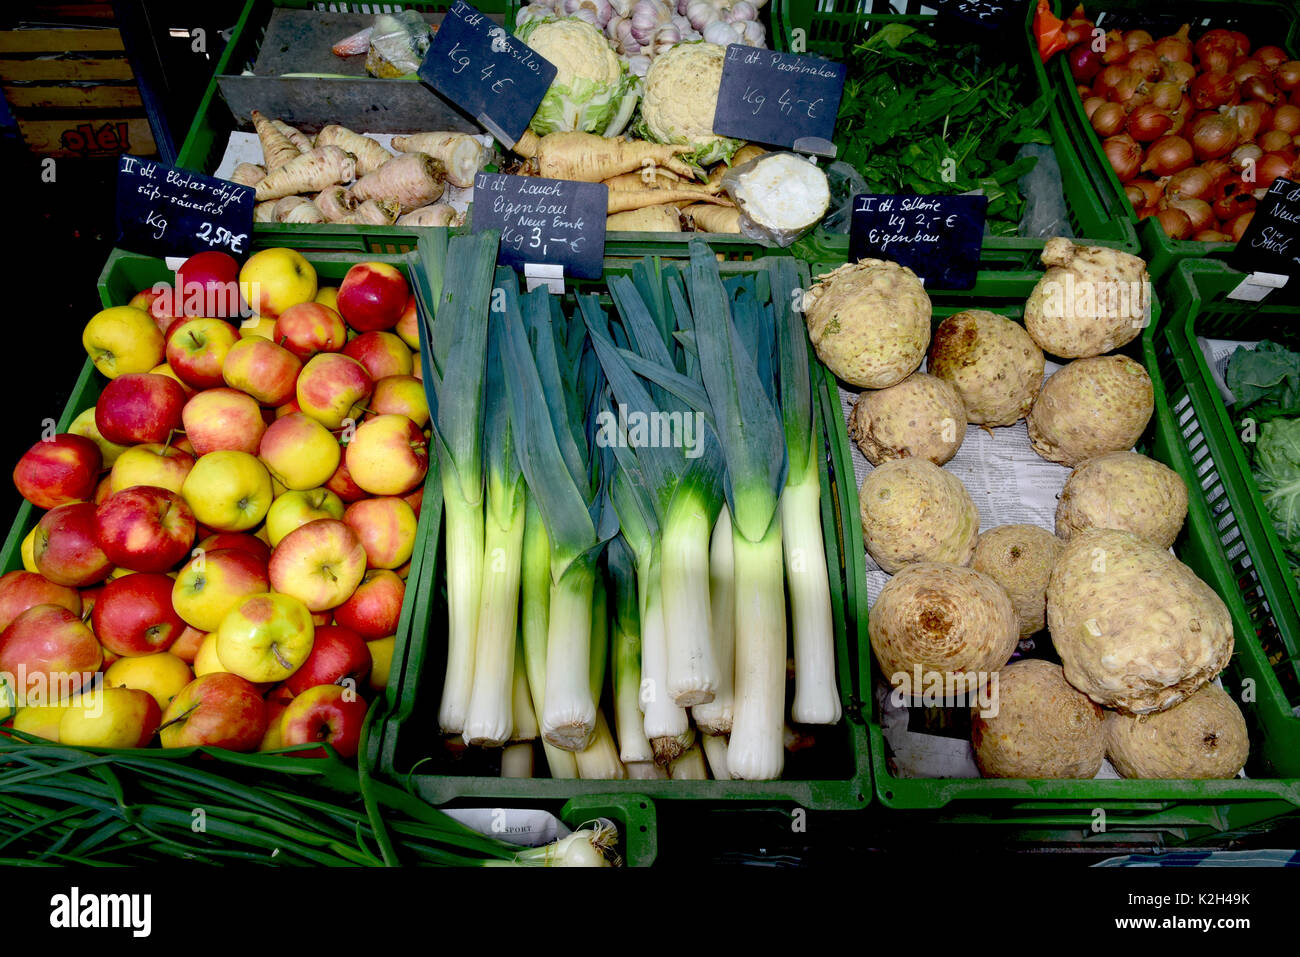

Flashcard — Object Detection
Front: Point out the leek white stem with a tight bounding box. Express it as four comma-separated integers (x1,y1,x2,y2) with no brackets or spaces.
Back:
521,503,577,778
700,731,730,779
692,505,735,734
575,709,627,779
668,737,708,779
613,605,654,765
625,760,669,780
510,635,539,742
727,518,787,780
639,549,690,763
660,497,718,706
495,825,616,867
464,503,526,746
438,490,484,735
783,454,841,725
541,556,597,751
501,741,534,778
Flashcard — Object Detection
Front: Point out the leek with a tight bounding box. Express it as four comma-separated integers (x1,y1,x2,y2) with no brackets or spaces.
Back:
509,635,538,743
692,505,735,736
608,537,654,765
500,742,534,778
667,730,708,780
574,573,625,779
700,731,730,780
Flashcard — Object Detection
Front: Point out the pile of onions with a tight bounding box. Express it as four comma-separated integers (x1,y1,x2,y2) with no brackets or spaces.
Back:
1065,20,1300,243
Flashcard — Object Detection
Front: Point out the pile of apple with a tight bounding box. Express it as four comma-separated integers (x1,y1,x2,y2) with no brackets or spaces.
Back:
2,247,431,759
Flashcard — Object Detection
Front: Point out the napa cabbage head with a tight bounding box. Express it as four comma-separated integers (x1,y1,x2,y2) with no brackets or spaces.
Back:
516,17,640,137
635,41,743,168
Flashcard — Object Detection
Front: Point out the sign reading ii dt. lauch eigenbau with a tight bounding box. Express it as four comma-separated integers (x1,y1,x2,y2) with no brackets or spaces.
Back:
472,172,607,281
115,155,254,260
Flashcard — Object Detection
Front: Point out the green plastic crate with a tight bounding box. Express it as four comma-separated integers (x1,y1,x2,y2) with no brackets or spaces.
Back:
1039,0,1300,281
371,254,873,813
776,0,1140,281
848,270,1300,835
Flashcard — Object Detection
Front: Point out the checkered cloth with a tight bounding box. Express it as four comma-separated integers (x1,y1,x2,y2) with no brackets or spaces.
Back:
1094,850,1300,867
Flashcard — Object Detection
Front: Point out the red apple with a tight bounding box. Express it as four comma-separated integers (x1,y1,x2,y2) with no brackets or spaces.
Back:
94,485,196,572
91,572,185,657
0,604,102,702
166,318,240,390
295,353,373,430
33,503,113,587
345,414,428,496
93,475,113,505
158,673,267,750
343,496,417,570
342,331,412,381
174,250,241,319
273,302,348,361
197,532,271,565
278,683,367,758
0,570,81,632
275,398,302,419
335,262,409,333
181,388,266,457
324,457,367,504
268,518,366,612
332,569,404,640
12,433,102,509
95,373,185,446
283,624,372,696
401,484,423,518
394,292,419,350
222,337,302,406
169,625,206,664
147,283,183,337
129,285,166,317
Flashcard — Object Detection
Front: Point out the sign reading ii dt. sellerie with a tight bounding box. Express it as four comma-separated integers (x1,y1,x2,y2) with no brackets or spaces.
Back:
418,0,557,147
1229,177,1300,278
712,45,845,156
472,173,607,280
849,194,988,290
115,154,254,259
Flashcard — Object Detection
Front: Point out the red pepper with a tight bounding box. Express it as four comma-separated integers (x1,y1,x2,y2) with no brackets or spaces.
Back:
1034,0,1070,63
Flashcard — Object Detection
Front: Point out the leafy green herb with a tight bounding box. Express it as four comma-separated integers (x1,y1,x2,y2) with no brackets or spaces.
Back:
1257,418,1300,564
836,25,1051,237
1226,340,1300,421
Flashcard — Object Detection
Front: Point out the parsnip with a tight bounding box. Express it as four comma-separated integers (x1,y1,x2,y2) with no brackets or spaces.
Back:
316,185,357,222
683,203,742,233
251,110,300,170
255,145,356,201
315,124,393,177
351,152,446,213
513,129,541,159
532,132,697,182
392,133,488,188
603,169,692,192
606,205,681,231
606,187,732,215
230,162,266,187
253,201,277,223
396,203,460,227
273,119,313,154
707,144,766,187
336,199,400,226
283,200,326,224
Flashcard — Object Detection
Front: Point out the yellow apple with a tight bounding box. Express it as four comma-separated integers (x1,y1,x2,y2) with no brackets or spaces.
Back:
216,592,315,683
21,526,39,572
266,488,345,546
267,519,367,612
59,687,161,748
181,450,273,532
110,443,195,495
239,315,278,339
258,413,340,490
345,414,429,496
172,547,270,632
369,375,429,428
11,704,71,741
367,636,395,693
239,248,317,319
314,286,340,311
68,407,131,468
83,305,165,378
193,632,228,677
104,652,193,709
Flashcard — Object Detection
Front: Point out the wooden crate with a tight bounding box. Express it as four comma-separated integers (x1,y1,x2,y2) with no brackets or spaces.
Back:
1,23,156,157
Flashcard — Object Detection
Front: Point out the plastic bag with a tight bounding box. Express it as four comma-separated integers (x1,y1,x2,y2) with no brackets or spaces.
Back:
366,11,432,79
719,151,831,248
821,161,867,235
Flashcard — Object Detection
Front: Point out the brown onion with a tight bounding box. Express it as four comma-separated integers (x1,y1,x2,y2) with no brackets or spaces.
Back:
1232,59,1266,84
1212,174,1256,220
1156,207,1193,239
1276,61,1300,93
1231,31,1251,57
1254,152,1297,191
1094,64,1131,96
1192,113,1239,159
1260,128,1293,152
1124,30,1154,54
1124,184,1147,208
1103,133,1144,182
1257,46,1289,71
1201,158,1232,183
1226,211,1255,241
1231,142,1264,171
1165,60,1196,89
1062,6,1095,47
1227,101,1268,142
1128,103,1173,141
1196,30,1237,74
1190,71,1238,110
1149,81,1183,111
1133,178,1166,208
1194,230,1233,242
1127,48,1162,81
1166,165,1216,200
1069,43,1104,82
1164,197,1214,232
1271,103,1300,134
1091,101,1127,136
1154,25,1193,64
1109,71,1146,105
1242,73,1280,104
1142,134,1194,175
1083,96,1106,120
1101,29,1127,65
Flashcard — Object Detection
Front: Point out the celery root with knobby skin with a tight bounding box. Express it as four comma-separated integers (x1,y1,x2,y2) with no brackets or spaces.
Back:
530,132,696,182
316,124,393,177
251,110,301,171
606,205,682,232
273,119,312,154
392,133,488,188
335,199,399,225
351,152,446,213
397,203,459,227
254,145,356,201
230,162,266,188
607,187,731,215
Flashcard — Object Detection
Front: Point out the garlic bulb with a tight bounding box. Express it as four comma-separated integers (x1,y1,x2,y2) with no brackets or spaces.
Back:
627,54,652,76
741,19,764,45
726,0,757,22
686,0,714,31
703,19,741,45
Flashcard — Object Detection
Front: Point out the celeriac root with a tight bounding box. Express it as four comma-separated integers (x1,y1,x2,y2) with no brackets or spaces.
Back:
606,204,681,231
530,131,697,182
255,145,357,201
251,110,301,170
683,203,742,233
335,199,400,225
230,162,266,187
396,203,459,227
316,185,357,222
315,124,393,177
392,132,488,188
607,187,732,215
273,119,313,154
351,152,446,213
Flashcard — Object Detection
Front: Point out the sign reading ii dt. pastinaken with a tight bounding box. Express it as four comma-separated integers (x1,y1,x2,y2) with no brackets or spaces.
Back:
712,44,845,154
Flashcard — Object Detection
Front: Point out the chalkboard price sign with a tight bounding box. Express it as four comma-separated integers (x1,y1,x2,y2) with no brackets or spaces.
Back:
418,0,557,147
1229,177,1300,278
115,155,255,260
849,193,988,290
471,172,607,280
712,45,845,155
